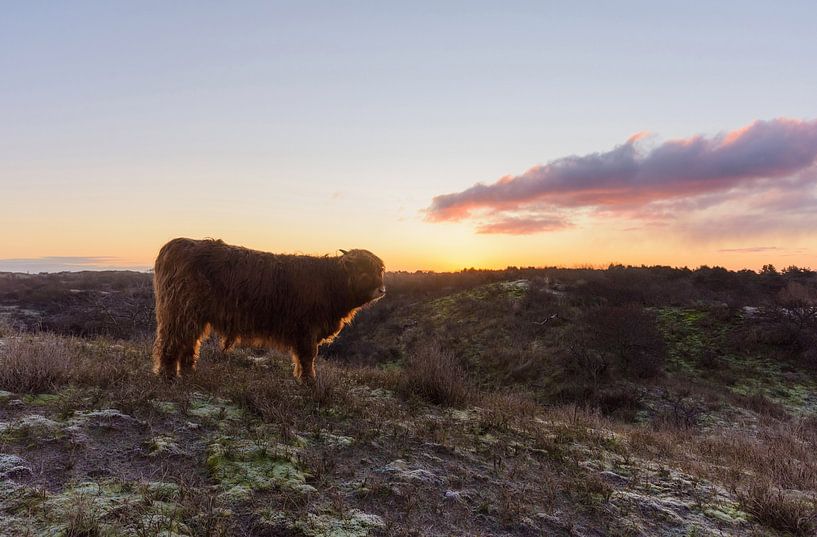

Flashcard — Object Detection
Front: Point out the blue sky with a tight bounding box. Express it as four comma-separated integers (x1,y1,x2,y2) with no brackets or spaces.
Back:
2,2,816,271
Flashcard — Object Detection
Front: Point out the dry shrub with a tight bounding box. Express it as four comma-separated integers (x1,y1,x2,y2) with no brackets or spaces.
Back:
298,447,337,487
346,364,400,391
0,318,14,338
478,391,538,431
172,478,233,537
738,393,789,420
654,389,704,429
542,404,606,430
309,361,348,408
222,372,300,440
738,481,817,536
71,340,167,412
496,484,530,524
0,329,190,417
63,496,102,537
396,343,471,407
629,415,817,535
75,343,151,386
0,334,77,392
567,470,614,508
626,427,681,459
694,421,817,492
583,304,667,378
481,347,550,384
548,304,664,412
595,386,643,421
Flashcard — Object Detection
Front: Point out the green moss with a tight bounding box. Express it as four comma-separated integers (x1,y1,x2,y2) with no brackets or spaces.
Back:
0,479,47,515
732,377,817,413
22,393,60,406
151,400,179,414
297,510,386,537
2,479,191,536
498,279,529,297
315,431,355,447
70,408,137,424
704,501,748,524
655,307,710,374
187,393,243,424
479,432,499,445
147,434,183,457
140,481,181,502
449,408,477,422
427,281,527,321
207,437,315,502
0,414,63,442
656,307,817,416
258,509,385,537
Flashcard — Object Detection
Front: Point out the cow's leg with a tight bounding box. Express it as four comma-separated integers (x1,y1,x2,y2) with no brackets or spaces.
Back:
292,339,318,384
154,331,188,379
220,334,235,353
153,332,180,379
153,318,183,379
178,339,200,376
153,301,175,378
179,324,211,376
154,316,205,379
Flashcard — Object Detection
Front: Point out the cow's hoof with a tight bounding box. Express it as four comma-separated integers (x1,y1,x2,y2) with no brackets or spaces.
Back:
156,369,179,383
294,373,316,386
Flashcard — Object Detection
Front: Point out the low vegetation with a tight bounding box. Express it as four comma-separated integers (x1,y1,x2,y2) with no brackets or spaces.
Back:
0,264,815,535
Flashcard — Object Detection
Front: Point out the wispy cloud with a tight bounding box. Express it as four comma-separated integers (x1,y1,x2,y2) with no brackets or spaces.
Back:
476,215,571,235
0,256,149,273
426,118,817,235
717,246,809,255
717,246,780,253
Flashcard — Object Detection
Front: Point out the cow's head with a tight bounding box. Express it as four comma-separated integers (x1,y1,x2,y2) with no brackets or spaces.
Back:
340,249,386,305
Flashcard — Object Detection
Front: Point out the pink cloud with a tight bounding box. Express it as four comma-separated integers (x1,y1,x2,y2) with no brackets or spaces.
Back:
426,118,817,235
475,216,571,235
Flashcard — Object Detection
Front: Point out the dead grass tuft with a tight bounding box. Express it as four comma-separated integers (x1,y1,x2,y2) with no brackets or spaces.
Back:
309,361,349,408
63,496,102,537
738,481,817,536
396,343,472,407
478,391,538,432
738,393,789,420
0,333,77,392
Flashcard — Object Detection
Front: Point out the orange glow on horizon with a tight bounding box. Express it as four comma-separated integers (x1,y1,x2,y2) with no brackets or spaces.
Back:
3,231,810,275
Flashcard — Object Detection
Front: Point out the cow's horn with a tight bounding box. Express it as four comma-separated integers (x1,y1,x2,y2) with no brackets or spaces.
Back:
339,249,349,255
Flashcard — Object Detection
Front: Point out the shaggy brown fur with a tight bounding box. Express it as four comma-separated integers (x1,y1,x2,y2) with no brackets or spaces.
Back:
152,238,385,381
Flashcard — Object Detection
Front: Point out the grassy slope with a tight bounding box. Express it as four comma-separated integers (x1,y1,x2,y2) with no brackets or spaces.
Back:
0,281,816,536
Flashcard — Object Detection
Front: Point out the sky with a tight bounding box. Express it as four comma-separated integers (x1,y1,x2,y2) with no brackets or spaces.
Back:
1,1,816,272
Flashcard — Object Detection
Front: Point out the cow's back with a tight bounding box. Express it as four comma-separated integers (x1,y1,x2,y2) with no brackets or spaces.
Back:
153,237,319,341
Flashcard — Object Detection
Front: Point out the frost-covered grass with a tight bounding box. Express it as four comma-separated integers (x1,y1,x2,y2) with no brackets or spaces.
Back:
0,319,816,535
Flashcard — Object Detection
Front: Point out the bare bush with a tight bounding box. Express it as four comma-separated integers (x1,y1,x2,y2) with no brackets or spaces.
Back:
738,481,817,536
309,361,349,408
478,391,538,431
0,318,14,337
741,281,817,368
738,393,789,420
585,304,667,378
655,389,704,429
63,495,102,537
396,343,471,407
0,333,77,392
